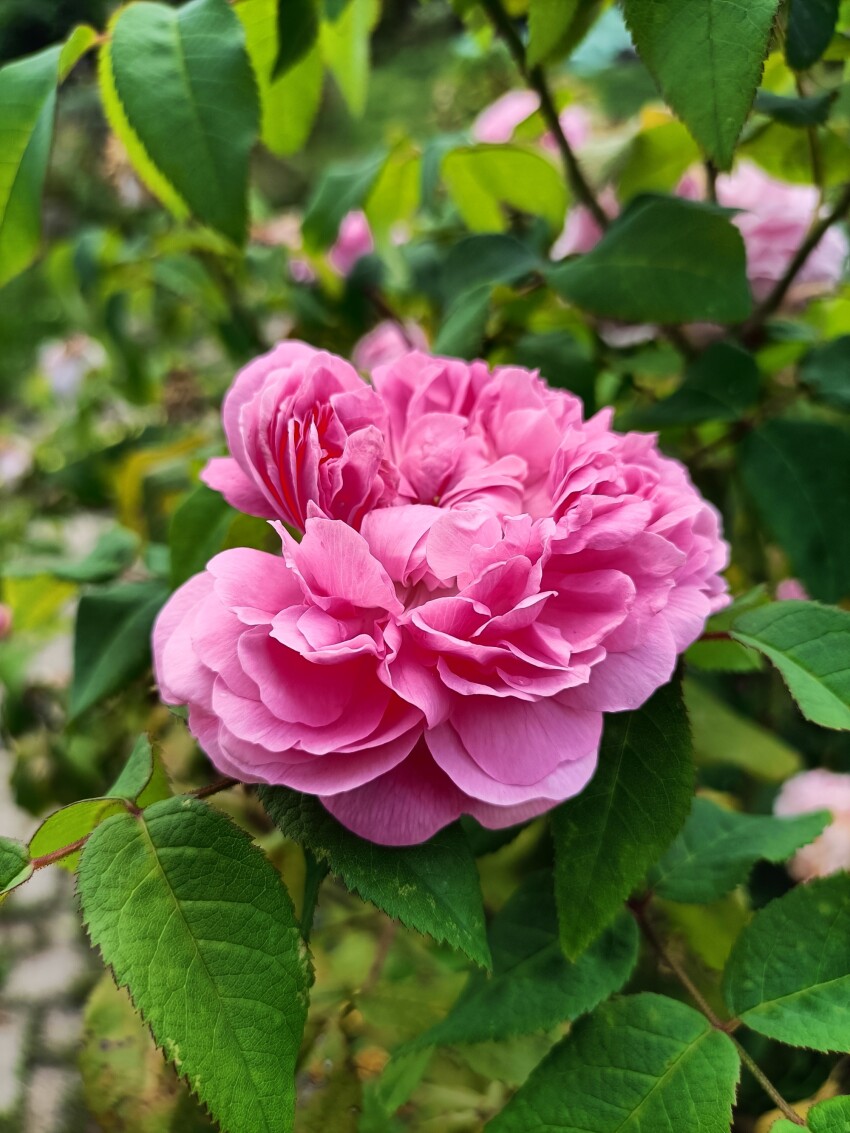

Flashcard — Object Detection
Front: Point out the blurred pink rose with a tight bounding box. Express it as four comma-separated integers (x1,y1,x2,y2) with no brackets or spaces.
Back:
472,91,540,142
774,769,850,880
0,604,12,639
157,347,728,844
776,578,809,601
352,321,429,373
328,211,374,277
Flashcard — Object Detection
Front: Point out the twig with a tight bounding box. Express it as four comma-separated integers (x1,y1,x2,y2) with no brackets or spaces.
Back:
732,1040,806,1126
705,161,719,204
477,0,609,230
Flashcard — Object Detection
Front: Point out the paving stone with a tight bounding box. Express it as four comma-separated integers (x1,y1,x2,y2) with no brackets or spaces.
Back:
25,1067,74,1133
0,1010,28,1116
4,947,88,1005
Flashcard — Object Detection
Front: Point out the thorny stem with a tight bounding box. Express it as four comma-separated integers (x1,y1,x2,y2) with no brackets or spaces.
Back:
628,896,806,1126
477,0,610,231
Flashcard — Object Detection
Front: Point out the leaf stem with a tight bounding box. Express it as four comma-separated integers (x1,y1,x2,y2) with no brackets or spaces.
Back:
31,836,89,872
300,849,329,942
731,1038,806,1126
477,0,609,230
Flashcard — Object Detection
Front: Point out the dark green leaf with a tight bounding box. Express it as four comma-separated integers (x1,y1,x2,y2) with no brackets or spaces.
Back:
301,153,384,247
627,342,759,428
723,873,850,1051
740,421,850,603
549,196,752,324
651,797,829,903
107,0,260,244
623,0,779,168
800,336,850,409
441,235,541,304
78,797,311,1133
486,993,740,1133
0,45,60,288
786,0,841,70
433,285,491,360
755,90,835,127
29,798,128,873
552,680,693,960
259,787,491,968
731,601,850,729
402,873,638,1051
108,735,172,809
274,0,319,78
70,579,170,719
170,485,235,589
0,837,33,901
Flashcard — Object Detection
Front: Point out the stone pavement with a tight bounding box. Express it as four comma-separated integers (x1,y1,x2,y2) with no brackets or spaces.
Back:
0,748,100,1133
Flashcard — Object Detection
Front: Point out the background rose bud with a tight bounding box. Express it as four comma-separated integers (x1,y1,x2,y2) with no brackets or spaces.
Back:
328,210,375,277
774,769,850,880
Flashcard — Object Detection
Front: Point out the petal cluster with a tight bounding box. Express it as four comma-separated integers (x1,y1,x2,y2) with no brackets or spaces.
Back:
155,344,728,844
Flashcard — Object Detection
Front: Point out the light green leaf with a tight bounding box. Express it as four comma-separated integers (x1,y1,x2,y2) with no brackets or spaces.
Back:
617,120,701,201
59,25,99,82
106,0,260,244
731,601,850,730
552,680,693,960
319,0,379,116
622,0,780,168
686,638,764,673
78,797,311,1133
723,873,850,1051
402,872,638,1051
685,679,802,781
651,797,829,903
527,0,580,66
549,196,752,324
0,45,60,288
170,484,236,589
486,993,740,1133
627,342,760,428
364,140,421,247
442,144,567,233
108,735,172,809
70,579,170,719
259,787,491,969
29,798,128,873
740,421,850,603
274,0,319,77
809,1096,850,1132
236,0,324,157
0,837,33,901
786,0,841,70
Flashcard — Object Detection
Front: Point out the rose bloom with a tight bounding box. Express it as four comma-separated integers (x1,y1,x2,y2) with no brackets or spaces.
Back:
774,769,850,881
155,344,728,844
352,321,429,374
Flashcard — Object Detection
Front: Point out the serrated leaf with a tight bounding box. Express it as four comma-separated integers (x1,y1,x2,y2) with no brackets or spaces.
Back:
684,679,802,782
627,342,760,428
723,873,850,1051
731,601,850,730
78,796,311,1133
809,1096,850,1132
549,196,752,324
274,0,319,77
0,45,60,288
106,0,259,244
622,0,780,168
108,735,172,809
786,0,841,70
740,421,850,603
319,0,379,116
30,798,129,873
70,579,170,719
401,872,638,1052
170,485,236,589
651,797,829,903
0,836,33,901
552,680,694,960
259,787,491,968
442,144,567,233
485,993,740,1133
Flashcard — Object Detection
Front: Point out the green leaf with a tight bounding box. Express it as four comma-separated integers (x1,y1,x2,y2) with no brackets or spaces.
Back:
686,637,764,673
755,90,835,127
552,680,693,960
433,284,491,359
4,526,140,584
170,485,236,589
486,993,740,1133
259,787,491,968
0,837,33,901
787,0,841,70
440,235,541,304
617,120,701,201
0,45,59,288
549,196,752,324
651,797,829,904
29,798,129,873
319,0,379,117
740,421,850,603
237,0,324,157
527,0,580,66
78,797,311,1133
627,342,759,428
59,25,99,82
442,144,567,233
274,0,319,77
70,579,170,719
402,873,638,1051
364,140,422,247
799,336,850,409
622,0,780,168
108,735,172,809
809,1096,850,1132
723,873,850,1051
301,153,384,247
107,0,260,244
731,601,850,730
684,678,802,781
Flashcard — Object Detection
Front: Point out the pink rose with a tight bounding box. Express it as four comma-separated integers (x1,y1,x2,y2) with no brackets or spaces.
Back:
774,769,850,880
352,321,429,373
0,603,12,639
328,211,374,277
776,578,809,601
157,349,728,845
472,91,540,143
